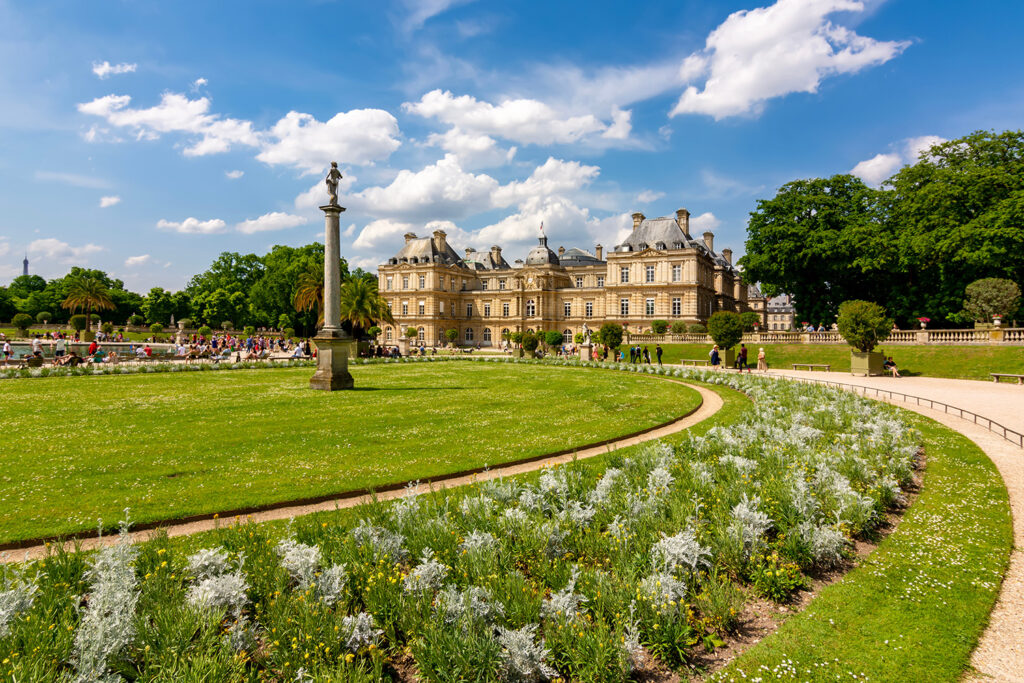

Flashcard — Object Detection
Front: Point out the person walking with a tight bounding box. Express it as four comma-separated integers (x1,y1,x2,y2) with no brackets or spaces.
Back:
710,344,721,370
655,344,663,366
642,346,651,364
757,347,767,372
737,343,750,373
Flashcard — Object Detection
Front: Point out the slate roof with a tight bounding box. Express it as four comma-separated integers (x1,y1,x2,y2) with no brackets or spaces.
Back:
463,247,511,270
525,235,560,266
560,247,603,266
615,216,700,253
387,235,465,267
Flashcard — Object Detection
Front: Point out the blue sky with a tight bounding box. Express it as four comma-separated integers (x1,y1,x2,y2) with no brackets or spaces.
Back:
1,0,1022,291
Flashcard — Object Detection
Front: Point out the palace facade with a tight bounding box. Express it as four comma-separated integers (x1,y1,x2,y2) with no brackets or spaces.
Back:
376,208,765,347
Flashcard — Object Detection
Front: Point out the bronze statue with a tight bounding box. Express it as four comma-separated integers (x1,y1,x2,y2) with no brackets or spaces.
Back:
325,162,343,206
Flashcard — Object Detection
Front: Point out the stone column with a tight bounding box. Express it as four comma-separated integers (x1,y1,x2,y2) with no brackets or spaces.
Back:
310,203,354,390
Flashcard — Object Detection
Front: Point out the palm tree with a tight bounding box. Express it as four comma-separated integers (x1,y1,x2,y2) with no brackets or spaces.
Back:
62,277,114,338
293,263,325,326
339,277,395,338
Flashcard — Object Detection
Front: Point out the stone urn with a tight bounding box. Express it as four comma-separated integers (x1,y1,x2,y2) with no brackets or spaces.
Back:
993,316,1002,327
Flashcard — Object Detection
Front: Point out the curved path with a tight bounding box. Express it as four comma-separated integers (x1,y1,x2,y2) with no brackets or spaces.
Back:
764,369,1024,682
3,380,722,564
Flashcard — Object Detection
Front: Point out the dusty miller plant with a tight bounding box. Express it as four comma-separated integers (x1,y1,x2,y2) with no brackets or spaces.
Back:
496,623,558,682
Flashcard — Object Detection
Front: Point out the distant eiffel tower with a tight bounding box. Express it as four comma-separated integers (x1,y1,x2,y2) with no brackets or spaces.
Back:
22,253,28,276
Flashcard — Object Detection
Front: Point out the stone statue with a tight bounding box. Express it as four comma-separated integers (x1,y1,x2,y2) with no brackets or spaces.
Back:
325,162,343,206
582,322,591,344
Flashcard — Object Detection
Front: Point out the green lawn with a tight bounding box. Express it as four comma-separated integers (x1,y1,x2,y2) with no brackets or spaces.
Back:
0,362,700,544
712,412,1012,682
645,342,1024,380
0,327,158,342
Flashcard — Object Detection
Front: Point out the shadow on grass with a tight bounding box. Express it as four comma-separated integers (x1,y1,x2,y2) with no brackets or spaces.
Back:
345,386,471,392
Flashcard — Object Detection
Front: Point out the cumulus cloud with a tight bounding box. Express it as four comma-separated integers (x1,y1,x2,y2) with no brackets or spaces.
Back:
850,134,947,186
424,127,516,169
492,158,599,208
156,217,227,234
28,238,104,264
905,135,946,161
294,171,358,211
99,195,121,208
0,239,10,257
636,190,665,204
235,212,308,234
192,77,208,90
225,170,244,179
124,254,151,267
353,218,466,250
92,61,136,79
690,211,722,233
670,0,909,119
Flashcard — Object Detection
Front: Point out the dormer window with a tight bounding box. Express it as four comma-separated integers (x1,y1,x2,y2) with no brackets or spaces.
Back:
655,242,666,250
674,242,683,249
638,242,648,250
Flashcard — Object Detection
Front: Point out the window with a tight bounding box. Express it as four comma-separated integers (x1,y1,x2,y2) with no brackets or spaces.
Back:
461,279,466,291
585,302,593,318
672,297,681,316
401,302,408,316
418,301,425,315
466,303,473,318
439,301,445,314
620,266,629,283
481,280,488,291
563,328,572,340
483,328,492,342
646,265,655,283
672,265,681,282
440,276,445,290
564,302,571,317
418,275,425,289
386,276,393,290
502,303,510,317
526,299,536,317
402,276,409,289
575,276,584,288
620,298,629,316
417,327,424,342
596,276,604,288
646,298,655,316
484,303,491,317
385,327,392,341
499,279,506,291
465,328,474,341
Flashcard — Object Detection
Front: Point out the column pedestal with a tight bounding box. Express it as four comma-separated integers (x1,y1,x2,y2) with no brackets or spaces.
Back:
310,328,355,391
310,201,354,391
579,343,593,361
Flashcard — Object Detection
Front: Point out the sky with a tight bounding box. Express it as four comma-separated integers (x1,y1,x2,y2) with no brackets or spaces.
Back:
1,0,1022,292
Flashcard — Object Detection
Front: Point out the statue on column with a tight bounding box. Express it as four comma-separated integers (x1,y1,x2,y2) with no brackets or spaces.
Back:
325,162,343,206
582,322,591,344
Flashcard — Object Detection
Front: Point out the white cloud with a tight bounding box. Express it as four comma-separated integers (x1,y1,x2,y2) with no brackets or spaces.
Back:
492,157,599,208
99,195,121,208
404,90,611,146
28,238,104,264
690,211,722,233
670,0,909,119
294,171,358,211
257,109,401,173
353,218,466,250
34,170,111,189
850,152,902,186
905,135,946,161
225,170,244,179
156,217,227,235
424,127,515,169
192,77,208,90
636,190,665,204
401,0,476,31
0,239,9,257
475,197,630,252
124,254,151,267
601,107,632,140
343,223,356,238
235,212,309,234
92,61,136,79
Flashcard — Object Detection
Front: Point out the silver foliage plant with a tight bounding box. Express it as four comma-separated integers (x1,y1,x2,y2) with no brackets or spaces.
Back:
730,494,772,560
186,547,231,580
436,584,504,625
403,548,448,594
351,520,407,563
652,528,711,574
460,529,497,553
496,623,558,682
276,538,322,591
540,567,587,621
640,572,687,606
340,611,382,653
317,564,348,607
186,571,249,614
0,574,36,639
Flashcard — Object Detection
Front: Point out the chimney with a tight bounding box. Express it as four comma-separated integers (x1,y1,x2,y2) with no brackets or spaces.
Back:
676,208,690,237
432,230,447,252
404,232,417,244
558,246,565,257
595,244,603,260
722,248,732,264
631,212,645,231
490,245,502,261
703,231,714,252
465,247,475,257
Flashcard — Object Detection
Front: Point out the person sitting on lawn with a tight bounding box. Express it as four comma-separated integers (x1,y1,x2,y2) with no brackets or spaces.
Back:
882,356,901,378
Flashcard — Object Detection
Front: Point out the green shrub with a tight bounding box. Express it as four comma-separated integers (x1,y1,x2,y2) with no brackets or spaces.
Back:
367,325,382,338
750,551,807,603
406,327,420,340
688,323,706,334
521,332,540,356
670,321,687,334
837,300,892,352
510,331,523,345
708,311,743,350
574,332,585,344
179,318,192,328
445,328,458,344
150,323,164,335
740,311,761,331
69,314,87,332
197,325,212,338
544,330,564,347
101,322,114,334
12,313,33,333
89,313,100,323
220,320,233,331
596,322,623,350
129,314,144,326
651,319,669,334
243,325,255,336
36,311,52,324
283,327,295,339
962,277,1021,323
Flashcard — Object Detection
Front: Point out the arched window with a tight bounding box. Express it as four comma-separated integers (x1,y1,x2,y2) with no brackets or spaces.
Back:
501,328,510,338
465,328,474,341
525,299,536,317
563,328,572,340
417,326,425,342
385,327,393,341
483,328,492,343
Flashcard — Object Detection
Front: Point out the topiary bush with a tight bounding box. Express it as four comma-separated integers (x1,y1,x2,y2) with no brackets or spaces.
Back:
837,300,892,353
101,322,115,334
651,320,669,334
198,325,212,338
521,332,540,357
243,325,255,337
69,314,87,332
12,313,33,334
707,311,743,350
221,320,233,331
688,323,706,334
283,327,295,339
36,311,52,324
961,277,1021,323
740,311,761,332
544,331,564,347
129,314,144,326
670,321,687,334
596,322,623,350
150,323,164,335
445,328,458,344
367,326,382,339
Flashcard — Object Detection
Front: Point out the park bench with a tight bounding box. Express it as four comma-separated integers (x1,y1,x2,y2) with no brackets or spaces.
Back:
991,373,1024,384
680,358,711,366
792,363,831,372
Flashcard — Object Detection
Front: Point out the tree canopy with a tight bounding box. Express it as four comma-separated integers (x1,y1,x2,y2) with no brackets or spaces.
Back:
741,130,1024,326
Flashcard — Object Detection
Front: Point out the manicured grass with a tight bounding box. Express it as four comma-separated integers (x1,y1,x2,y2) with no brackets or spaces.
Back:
648,342,1024,380
712,411,1013,682
0,363,700,544
0,327,156,342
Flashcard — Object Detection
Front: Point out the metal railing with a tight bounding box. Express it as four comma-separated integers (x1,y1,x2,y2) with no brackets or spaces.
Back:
774,374,1024,449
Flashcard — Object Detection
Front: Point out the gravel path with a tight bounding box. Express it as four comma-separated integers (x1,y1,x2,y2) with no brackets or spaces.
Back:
3,379,722,564
765,369,1024,682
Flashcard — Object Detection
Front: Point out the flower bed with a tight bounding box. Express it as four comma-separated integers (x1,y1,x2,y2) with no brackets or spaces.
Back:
0,371,921,681
0,358,316,380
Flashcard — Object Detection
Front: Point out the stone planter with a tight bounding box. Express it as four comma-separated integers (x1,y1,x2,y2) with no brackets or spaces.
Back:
722,348,736,368
850,351,884,377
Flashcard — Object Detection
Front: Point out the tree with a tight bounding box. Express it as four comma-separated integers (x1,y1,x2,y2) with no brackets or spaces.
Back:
128,314,144,326
7,275,47,299
339,278,395,339
243,325,255,336
12,313,33,334
707,311,744,350
544,331,564,347
367,325,382,339
670,321,687,334
277,313,292,330
69,315,87,332
294,263,326,326
837,300,892,353
595,322,623,350
221,320,234,331
36,311,52,324
198,325,212,338
150,323,164,336
521,332,540,356
651,320,669,334
101,322,115,334
141,287,175,325
445,328,458,344
740,311,761,332
0,288,15,323
961,278,1021,322
61,276,114,338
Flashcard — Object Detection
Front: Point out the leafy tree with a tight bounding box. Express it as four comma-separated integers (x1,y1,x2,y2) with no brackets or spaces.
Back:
837,300,892,353
574,333,585,344
283,327,295,339
243,325,255,336
707,311,744,350
101,322,114,334
339,278,395,339
141,287,175,325
651,320,669,334
0,288,15,322
61,276,114,338
740,311,761,331
521,332,540,356
510,331,524,345
198,325,212,338
294,263,326,327
407,327,420,340
961,278,1021,323
595,322,623,350
277,313,292,330
36,311,52,324
367,326,382,338
128,314,144,326
688,323,706,333
445,328,458,344
12,313,33,334
7,275,47,299
69,315,87,332
543,331,564,347
221,320,234,331
150,323,164,335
